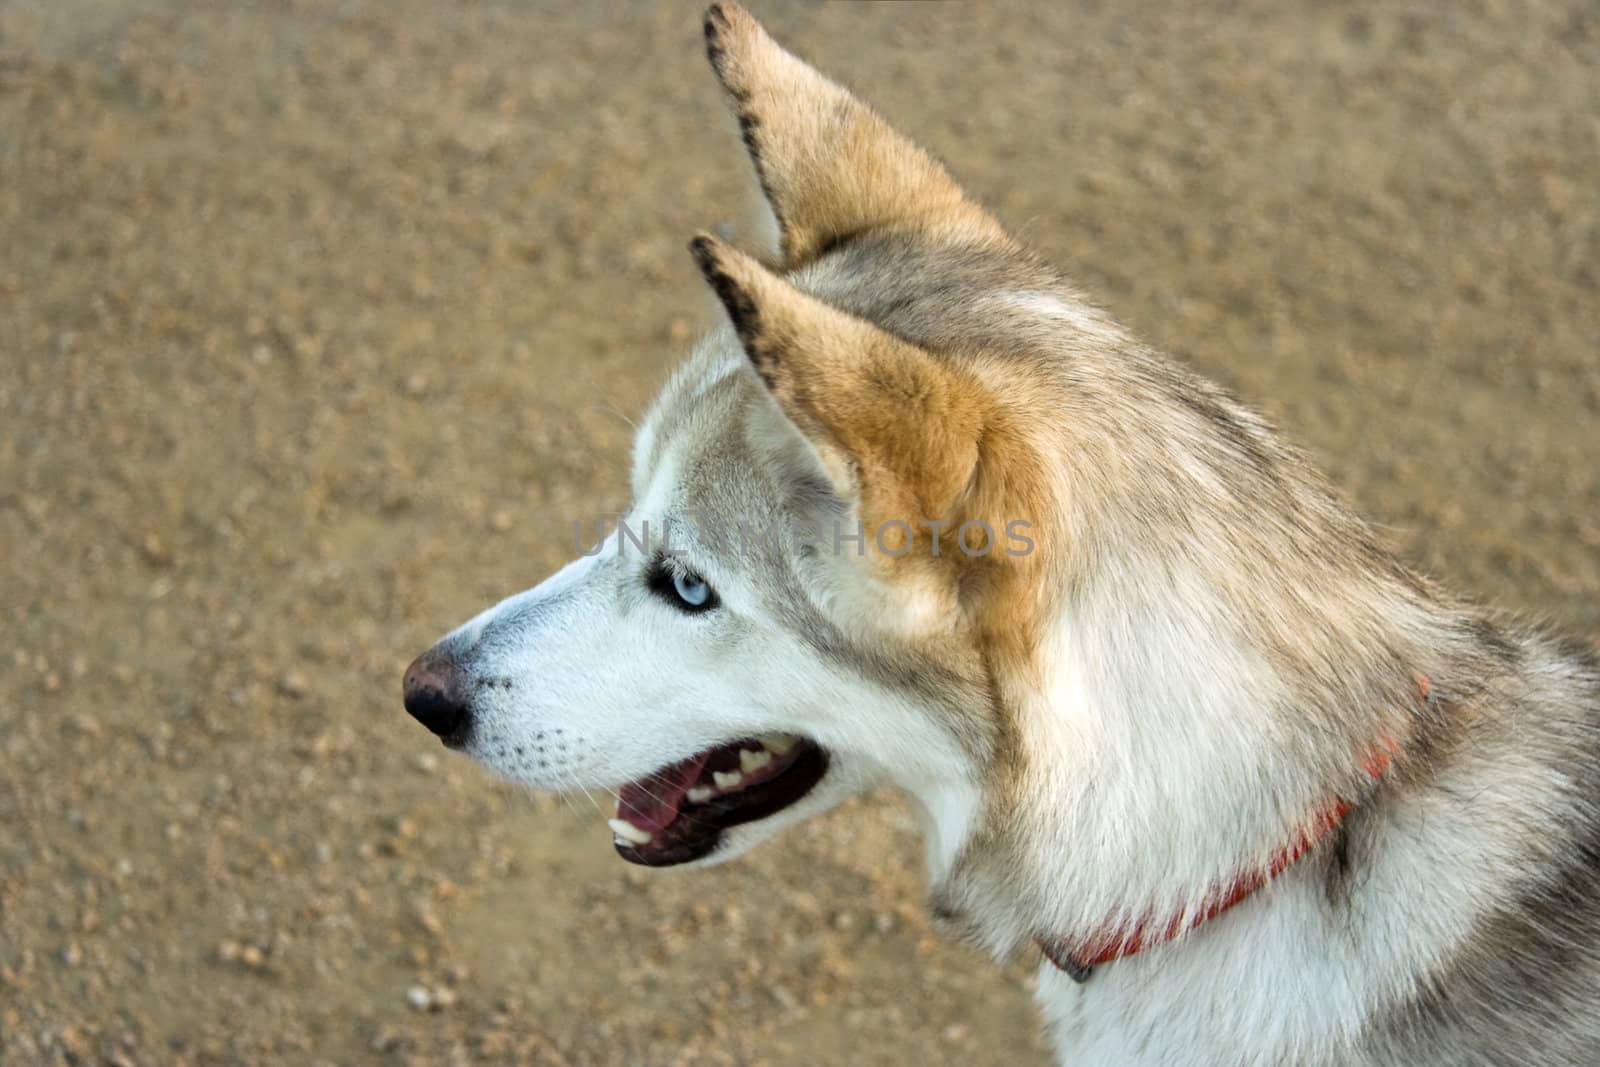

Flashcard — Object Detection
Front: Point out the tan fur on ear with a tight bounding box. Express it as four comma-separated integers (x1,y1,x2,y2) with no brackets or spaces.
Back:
690,232,1053,672
690,232,983,522
702,3,1004,265
691,232,1054,673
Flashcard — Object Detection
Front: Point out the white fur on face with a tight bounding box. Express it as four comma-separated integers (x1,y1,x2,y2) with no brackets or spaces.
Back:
434,354,981,867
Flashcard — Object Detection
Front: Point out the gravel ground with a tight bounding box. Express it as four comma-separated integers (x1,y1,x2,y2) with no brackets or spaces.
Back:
1,1,1596,1064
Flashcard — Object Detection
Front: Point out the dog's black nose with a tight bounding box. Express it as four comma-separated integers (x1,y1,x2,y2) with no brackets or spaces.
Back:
402,650,471,742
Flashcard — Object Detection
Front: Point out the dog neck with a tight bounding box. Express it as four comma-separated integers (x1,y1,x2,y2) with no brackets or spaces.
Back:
918,570,1440,972
1034,720,1405,981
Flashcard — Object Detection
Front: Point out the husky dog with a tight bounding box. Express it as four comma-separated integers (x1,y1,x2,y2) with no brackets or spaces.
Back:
402,5,1600,1063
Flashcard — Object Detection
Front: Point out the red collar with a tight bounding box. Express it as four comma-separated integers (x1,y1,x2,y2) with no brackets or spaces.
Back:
1038,676,1423,982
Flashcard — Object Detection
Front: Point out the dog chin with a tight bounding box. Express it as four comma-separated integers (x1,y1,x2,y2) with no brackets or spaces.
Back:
452,722,867,869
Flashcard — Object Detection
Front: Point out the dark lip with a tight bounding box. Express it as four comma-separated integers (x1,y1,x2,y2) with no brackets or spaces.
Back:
613,742,830,867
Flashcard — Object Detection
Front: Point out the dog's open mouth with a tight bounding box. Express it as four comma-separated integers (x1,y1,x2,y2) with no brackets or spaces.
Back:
608,733,828,866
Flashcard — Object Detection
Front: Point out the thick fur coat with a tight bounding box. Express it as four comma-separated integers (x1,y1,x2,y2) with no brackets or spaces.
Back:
403,7,1600,1063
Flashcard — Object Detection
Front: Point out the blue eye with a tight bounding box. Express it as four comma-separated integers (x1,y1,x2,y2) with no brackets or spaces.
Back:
673,571,712,608
647,561,719,613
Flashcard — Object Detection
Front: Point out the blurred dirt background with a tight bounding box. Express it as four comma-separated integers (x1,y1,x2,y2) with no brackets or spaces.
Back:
1,1,1596,1064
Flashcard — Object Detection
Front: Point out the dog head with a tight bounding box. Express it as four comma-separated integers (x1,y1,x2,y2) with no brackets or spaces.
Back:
403,3,1065,880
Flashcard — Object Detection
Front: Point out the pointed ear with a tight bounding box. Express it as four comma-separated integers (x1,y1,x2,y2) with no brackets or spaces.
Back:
702,2,1003,265
689,233,985,522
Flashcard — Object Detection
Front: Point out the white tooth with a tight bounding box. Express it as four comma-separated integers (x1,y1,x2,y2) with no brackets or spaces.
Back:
760,733,799,755
739,749,773,774
712,770,743,791
607,818,654,845
686,786,715,803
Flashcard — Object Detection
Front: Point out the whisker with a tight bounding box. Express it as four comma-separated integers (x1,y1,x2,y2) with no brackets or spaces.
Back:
577,785,608,818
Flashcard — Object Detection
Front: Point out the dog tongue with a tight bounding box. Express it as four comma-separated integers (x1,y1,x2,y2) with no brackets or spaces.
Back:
617,750,713,832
